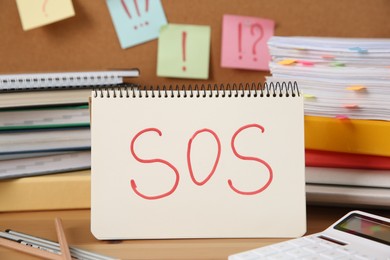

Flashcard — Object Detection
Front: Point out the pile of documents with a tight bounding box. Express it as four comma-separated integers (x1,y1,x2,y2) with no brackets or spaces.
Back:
267,37,390,208
267,37,390,121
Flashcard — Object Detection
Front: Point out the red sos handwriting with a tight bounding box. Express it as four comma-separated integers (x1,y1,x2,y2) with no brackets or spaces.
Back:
130,124,273,200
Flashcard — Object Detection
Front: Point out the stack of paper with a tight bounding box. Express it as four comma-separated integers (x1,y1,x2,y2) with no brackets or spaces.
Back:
267,37,390,121
267,37,390,208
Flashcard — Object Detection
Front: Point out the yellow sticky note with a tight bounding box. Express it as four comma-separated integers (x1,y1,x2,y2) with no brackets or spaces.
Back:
16,0,75,31
278,59,296,65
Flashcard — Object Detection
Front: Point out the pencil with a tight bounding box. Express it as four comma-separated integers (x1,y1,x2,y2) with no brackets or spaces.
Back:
0,236,63,260
54,218,72,260
3,230,116,260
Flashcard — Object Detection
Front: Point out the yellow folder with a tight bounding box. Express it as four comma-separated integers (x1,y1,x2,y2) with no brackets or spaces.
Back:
305,116,390,156
0,170,90,212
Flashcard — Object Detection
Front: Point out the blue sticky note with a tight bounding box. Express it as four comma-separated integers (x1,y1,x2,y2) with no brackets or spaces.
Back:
106,0,168,49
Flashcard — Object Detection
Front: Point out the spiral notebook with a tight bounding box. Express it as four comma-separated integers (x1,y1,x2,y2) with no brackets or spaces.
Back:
91,83,306,239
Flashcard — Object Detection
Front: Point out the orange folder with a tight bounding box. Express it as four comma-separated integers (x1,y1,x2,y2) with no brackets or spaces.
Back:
304,116,390,157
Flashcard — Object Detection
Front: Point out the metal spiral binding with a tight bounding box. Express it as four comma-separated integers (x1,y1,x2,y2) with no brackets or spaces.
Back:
93,82,299,98
0,75,124,92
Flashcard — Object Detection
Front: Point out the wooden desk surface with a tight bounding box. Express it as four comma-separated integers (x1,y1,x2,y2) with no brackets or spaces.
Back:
1,206,389,260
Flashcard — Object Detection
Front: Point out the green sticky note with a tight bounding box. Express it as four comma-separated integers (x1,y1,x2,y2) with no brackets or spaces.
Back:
157,24,211,79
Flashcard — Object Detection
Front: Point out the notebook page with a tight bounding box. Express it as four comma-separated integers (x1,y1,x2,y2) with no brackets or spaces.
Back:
91,86,306,239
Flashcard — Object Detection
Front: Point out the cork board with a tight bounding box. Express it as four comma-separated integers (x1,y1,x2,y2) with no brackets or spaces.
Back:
0,0,389,86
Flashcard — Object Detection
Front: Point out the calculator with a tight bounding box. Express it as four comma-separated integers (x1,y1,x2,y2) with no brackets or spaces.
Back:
229,210,390,260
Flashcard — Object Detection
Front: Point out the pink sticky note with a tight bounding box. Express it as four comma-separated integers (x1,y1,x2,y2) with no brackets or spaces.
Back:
221,14,275,71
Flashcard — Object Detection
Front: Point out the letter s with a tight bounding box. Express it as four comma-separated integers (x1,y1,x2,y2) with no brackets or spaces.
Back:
130,128,179,200
228,124,273,195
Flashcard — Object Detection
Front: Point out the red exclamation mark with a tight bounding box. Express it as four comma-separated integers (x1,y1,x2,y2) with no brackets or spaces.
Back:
133,0,141,17
133,0,149,28
238,22,243,60
133,0,140,29
145,0,149,26
182,31,187,72
121,0,132,19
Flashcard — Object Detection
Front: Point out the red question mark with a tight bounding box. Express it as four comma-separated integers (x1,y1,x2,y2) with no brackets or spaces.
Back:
250,23,264,62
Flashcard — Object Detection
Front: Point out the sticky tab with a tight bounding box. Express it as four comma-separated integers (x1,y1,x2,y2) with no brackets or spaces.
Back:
335,115,349,120
303,94,316,99
346,85,366,91
348,47,368,53
330,62,345,67
297,60,314,66
343,104,359,109
278,59,296,65
322,55,335,60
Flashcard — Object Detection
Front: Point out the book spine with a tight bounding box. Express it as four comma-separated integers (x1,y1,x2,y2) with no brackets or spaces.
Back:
305,149,390,170
305,166,390,188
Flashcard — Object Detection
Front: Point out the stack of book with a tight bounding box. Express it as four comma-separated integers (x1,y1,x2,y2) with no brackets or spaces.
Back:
267,37,390,208
0,69,139,211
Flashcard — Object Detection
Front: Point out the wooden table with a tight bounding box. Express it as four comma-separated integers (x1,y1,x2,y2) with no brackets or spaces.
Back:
1,206,389,259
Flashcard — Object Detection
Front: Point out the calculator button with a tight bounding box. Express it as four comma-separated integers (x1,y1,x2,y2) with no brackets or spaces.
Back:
335,247,356,255
289,237,314,247
285,247,311,257
229,251,264,260
303,243,328,253
310,237,335,249
353,253,376,260
265,254,292,260
270,242,296,252
320,249,350,259
252,246,279,256
302,256,328,260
